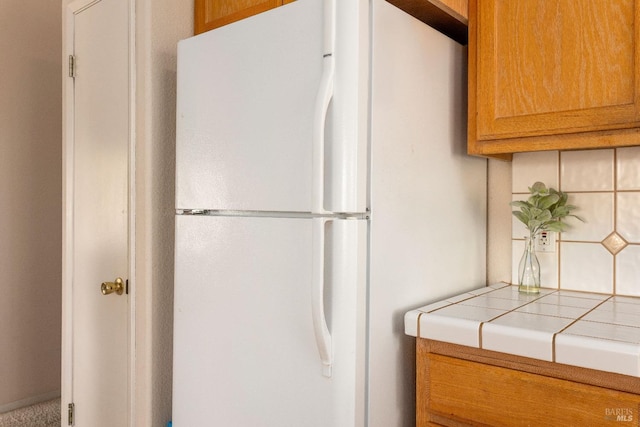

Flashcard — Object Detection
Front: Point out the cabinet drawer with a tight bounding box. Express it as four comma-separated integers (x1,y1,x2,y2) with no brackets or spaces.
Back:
424,354,640,426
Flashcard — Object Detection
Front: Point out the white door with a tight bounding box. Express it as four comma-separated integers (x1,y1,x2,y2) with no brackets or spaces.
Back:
62,0,131,425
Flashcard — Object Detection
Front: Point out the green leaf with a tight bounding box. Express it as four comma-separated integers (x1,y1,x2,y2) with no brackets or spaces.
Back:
552,204,568,214
529,182,548,195
568,214,585,223
528,219,542,230
537,210,552,222
529,207,544,219
510,200,531,209
544,221,567,232
558,192,568,206
512,211,529,225
538,194,560,209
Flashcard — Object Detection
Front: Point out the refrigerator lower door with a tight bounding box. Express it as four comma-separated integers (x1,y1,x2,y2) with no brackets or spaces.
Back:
173,215,367,427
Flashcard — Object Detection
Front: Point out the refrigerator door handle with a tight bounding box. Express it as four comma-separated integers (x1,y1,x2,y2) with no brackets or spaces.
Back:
312,0,335,214
312,217,332,377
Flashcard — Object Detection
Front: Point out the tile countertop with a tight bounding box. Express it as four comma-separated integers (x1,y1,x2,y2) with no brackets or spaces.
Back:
404,283,640,378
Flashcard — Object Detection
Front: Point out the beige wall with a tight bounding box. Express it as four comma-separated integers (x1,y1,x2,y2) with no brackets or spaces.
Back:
0,0,62,411
487,159,513,285
135,0,193,425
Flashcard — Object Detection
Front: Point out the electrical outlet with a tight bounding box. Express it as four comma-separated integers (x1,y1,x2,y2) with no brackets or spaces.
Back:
536,231,556,252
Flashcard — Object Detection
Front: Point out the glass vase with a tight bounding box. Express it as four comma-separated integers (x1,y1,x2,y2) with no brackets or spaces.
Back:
518,236,540,294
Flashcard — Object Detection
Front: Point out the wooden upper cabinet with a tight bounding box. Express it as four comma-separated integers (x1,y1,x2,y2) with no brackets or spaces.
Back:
468,0,640,158
194,0,295,35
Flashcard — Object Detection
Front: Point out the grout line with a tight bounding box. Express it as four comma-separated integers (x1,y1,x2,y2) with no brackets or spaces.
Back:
551,295,614,362
512,238,640,246
485,159,489,287
509,191,618,195
615,189,640,193
557,232,562,291
554,150,563,293
613,251,617,295
613,148,618,295
557,150,562,191
557,151,562,291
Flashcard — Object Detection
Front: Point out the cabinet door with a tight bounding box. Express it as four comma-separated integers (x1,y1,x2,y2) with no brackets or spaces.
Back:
195,0,295,34
421,353,640,426
469,0,640,156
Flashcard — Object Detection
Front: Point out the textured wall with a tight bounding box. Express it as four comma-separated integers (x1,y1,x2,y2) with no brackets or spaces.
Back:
135,0,193,425
0,0,62,411
487,159,513,285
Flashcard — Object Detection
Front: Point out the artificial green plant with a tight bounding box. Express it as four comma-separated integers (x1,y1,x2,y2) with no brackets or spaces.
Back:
510,181,583,239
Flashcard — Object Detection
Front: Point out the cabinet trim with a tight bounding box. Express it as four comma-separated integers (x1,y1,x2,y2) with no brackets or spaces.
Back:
475,127,640,156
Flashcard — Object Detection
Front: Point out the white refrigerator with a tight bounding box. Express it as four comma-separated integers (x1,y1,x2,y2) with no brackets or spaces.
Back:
172,0,487,426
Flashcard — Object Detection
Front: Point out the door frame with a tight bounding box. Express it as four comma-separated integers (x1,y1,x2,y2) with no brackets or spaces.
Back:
61,0,136,424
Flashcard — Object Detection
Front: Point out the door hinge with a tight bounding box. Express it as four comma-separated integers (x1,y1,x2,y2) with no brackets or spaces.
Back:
68,402,75,425
68,55,76,78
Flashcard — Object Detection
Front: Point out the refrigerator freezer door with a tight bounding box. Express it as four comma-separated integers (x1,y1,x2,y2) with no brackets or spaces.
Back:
176,0,327,213
172,215,367,426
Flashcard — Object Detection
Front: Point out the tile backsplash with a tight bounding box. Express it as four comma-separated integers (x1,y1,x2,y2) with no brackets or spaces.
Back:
511,148,640,296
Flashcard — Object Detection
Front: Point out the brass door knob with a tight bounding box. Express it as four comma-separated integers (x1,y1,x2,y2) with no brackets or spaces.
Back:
101,277,124,295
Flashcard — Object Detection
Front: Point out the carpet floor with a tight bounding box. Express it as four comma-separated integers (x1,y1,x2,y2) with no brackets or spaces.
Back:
0,398,60,427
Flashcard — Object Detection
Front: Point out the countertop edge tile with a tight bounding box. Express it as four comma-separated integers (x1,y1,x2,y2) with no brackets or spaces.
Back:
404,284,640,378
481,322,554,361
404,310,420,337
419,314,480,348
555,333,640,377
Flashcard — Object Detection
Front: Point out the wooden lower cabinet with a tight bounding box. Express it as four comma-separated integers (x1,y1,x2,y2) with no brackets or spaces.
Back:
417,339,640,426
